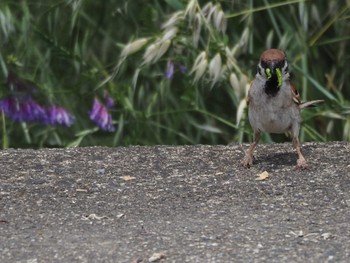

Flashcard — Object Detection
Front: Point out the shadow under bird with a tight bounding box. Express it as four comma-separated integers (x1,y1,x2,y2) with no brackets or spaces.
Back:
242,49,323,168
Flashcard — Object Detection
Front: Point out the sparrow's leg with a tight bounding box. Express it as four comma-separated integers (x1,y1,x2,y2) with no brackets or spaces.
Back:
242,130,260,168
292,136,307,168
291,121,307,168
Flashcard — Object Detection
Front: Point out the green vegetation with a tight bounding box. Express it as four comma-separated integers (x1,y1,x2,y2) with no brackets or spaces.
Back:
0,0,349,148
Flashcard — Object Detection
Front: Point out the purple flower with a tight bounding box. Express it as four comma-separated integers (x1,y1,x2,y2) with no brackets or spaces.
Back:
104,92,115,109
0,96,15,115
45,106,75,127
165,61,175,79
0,96,75,126
0,96,46,122
19,99,46,122
89,97,115,132
165,61,187,79
1,72,75,128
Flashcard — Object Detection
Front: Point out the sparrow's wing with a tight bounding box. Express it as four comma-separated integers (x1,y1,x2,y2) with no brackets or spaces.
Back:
291,83,324,109
246,94,251,106
246,81,253,106
290,83,301,105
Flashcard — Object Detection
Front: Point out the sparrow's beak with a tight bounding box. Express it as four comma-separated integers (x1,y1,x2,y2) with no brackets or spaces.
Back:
265,61,275,78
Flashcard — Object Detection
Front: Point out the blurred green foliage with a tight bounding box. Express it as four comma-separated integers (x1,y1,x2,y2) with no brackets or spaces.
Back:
0,0,349,148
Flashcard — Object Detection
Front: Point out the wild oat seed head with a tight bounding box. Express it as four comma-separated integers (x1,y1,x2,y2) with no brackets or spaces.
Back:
185,0,198,22
154,40,171,62
121,38,149,58
208,53,222,85
204,4,217,23
230,73,248,100
193,13,202,47
236,99,247,125
142,42,159,65
161,11,184,30
201,2,213,17
244,82,250,97
193,59,208,83
142,39,171,65
230,72,240,98
214,10,227,33
161,27,178,42
190,51,207,74
240,75,249,98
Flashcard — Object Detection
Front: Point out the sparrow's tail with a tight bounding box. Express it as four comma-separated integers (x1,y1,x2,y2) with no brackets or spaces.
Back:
300,100,324,110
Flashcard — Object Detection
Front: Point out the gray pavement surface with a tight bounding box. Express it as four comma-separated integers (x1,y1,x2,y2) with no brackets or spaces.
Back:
0,142,350,263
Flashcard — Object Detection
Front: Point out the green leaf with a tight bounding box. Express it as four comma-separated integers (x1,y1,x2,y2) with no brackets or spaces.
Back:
164,0,184,10
75,127,99,137
293,64,337,102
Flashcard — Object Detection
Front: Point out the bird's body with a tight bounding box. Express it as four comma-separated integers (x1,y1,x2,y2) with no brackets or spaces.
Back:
242,49,323,168
248,73,300,134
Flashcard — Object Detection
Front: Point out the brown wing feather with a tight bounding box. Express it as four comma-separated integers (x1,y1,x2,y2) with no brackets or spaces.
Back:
246,81,253,106
291,82,324,109
290,83,301,105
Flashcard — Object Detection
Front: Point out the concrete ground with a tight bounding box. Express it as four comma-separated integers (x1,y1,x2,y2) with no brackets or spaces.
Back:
0,142,349,262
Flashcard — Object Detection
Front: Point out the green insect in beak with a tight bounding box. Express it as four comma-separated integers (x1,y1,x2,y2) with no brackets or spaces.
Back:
265,68,272,79
265,68,283,88
275,68,282,88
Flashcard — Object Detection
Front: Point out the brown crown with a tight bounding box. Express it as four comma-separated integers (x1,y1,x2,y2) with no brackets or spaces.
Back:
260,49,286,63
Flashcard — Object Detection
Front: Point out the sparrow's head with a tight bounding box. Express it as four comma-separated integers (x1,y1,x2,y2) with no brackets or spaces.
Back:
257,49,289,96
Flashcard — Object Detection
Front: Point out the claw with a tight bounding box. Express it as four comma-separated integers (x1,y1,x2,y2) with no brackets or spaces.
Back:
296,158,308,169
242,153,254,168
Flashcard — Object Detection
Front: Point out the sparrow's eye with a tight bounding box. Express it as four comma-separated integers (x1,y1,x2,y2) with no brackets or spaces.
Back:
260,61,269,69
275,60,285,69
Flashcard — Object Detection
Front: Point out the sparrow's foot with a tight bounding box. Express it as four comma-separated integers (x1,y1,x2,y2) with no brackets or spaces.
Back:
296,158,307,169
242,153,254,168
